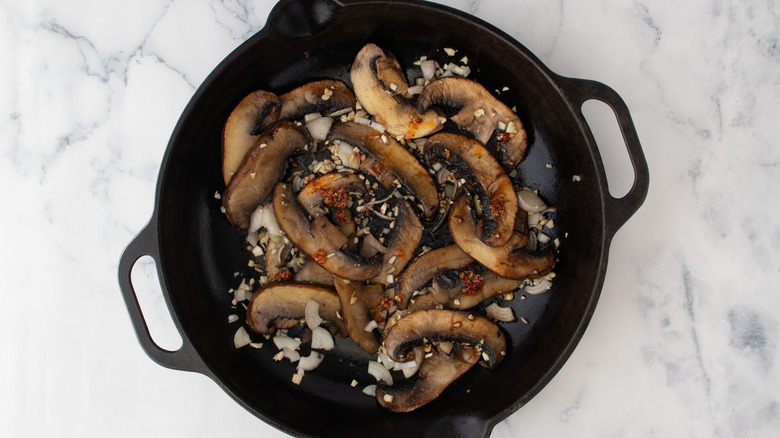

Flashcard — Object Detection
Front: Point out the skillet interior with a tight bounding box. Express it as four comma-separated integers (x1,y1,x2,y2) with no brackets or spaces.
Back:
155,1,609,436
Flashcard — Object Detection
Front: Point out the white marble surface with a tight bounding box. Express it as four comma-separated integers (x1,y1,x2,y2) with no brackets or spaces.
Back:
2,0,779,436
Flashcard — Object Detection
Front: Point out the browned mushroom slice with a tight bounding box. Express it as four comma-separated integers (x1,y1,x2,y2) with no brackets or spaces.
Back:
246,282,346,335
265,236,294,281
374,198,422,287
395,245,475,309
333,277,384,354
382,309,506,369
430,268,523,310
449,194,555,279
418,77,529,169
296,171,367,217
328,122,439,219
278,80,356,121
273,183,381,281
424,133,518,246
377,346,480,412
295,259,335,286
351,43,444,139
222,90,281,185
223,121,313,230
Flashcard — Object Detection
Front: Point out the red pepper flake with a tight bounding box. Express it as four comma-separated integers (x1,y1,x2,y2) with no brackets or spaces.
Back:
490,200,506,217
498,132,512,143
273,269,292,282
442,148,451,159
334,208,348,225
459,270,484,296
313,249,328,264
394,248,405,258
319,185,349,208
371,310,386,324
452,215,464,223
288,157,298,167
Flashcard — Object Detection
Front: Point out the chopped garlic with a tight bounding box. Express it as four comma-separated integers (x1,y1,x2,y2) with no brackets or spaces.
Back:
443,47,457,56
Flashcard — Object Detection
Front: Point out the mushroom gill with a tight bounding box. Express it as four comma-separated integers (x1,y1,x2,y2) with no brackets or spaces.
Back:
424,132,518,246
418,77,529,169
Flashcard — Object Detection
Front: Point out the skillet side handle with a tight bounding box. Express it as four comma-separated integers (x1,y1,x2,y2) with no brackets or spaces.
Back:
557,76,650,236
118,222,210,375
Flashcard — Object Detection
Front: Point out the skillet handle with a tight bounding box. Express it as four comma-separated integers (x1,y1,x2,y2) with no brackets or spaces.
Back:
556,76,650,236
118,221,210,375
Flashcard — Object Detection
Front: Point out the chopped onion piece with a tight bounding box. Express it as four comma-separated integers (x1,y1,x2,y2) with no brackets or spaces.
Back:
354,116,386,133
248,204,283,237
304,112,323,123
283,348,301,362
311,326,335,350
368,360,394,386
407,84,424,95
363,385,377,396
420,60,436,81
305,116,333,141
524,279,552,295
228,314,239,324
297,352,325,372
364,319,378,332
305,299,324,329
438,341,454,355
233,326,252,349
378,352,397,370
273,334,301,351
517,189,547,213
485,302,516,322
537,232,551,245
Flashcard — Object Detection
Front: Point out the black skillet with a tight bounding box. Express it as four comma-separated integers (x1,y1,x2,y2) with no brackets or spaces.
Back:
118,0,649,436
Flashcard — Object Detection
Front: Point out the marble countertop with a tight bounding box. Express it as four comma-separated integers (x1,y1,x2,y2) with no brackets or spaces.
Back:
1,0,778,436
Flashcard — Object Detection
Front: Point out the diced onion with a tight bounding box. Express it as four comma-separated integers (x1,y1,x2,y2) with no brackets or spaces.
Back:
273,334,301,351
305,116,333,141
354,116,386,133
485,302,516,322
304,112,322,123
228,314,239,324
305,299,324,329
283,348,301,362
248,204,283,237
524,279,552,295
368,360,394,386
537,232,551,245
420,60,436,80
297,352,325,372
364,319,378,332
517,189,547,213
407,84,424,95
362,385,377,396
233,326,251,349
378,352,397,370
311,326,335,350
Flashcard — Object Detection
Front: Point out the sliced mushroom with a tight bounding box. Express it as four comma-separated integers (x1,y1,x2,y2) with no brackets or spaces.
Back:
351,43,444,139
265,236,294,281
418,77,529,169
395,245,475,309
222,90,281,185
296,171,368,217
295,258,335,286
373,198,422,287
333,277,384,354
424,132,518,246
430,268,523,310
246,282,346,335
377,346,480,412
328,122,439,219
273,183,381,281
223,121,313,230
382,309,506,369
278,80,356,121
449,193,555,279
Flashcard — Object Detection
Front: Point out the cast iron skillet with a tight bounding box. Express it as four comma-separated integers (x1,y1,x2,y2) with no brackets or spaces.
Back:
118,0,649,436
